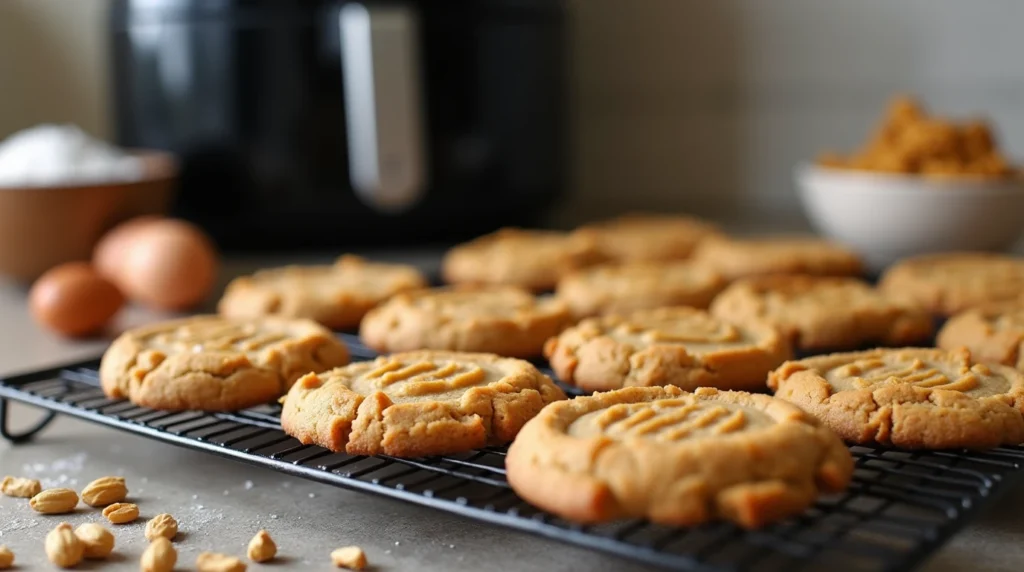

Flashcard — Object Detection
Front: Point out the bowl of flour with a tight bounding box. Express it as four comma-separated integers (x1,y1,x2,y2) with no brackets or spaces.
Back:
0,124,176,282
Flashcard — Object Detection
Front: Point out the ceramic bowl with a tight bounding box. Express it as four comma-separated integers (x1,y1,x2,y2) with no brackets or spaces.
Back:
0,150,177,283
796,163,1024,273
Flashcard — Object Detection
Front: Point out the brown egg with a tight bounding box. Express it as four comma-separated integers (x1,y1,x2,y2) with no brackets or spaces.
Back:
118,219,219,311
29,262,125,337
92,215,164,285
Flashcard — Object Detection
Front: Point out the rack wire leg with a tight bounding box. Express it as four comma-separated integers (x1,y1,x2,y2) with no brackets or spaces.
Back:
0,398,57,444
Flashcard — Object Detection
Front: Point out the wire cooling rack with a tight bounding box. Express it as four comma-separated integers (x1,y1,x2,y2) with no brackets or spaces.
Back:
3,334,1023,572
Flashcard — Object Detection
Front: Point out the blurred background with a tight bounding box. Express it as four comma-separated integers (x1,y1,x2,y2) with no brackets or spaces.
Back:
2,0,1023,249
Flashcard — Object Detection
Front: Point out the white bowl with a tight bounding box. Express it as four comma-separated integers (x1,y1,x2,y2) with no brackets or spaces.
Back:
796,163,1024,272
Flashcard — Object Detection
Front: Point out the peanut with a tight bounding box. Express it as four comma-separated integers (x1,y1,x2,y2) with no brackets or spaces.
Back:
145,513,179,541
29,488,79,514
80,476,128,507
142,538,177,572
331,546,367,570
1,475,41,498
102,502,139,524
247,530,277,563
0,545,13,569
196,551,247,572
74,522,115,559
45,523,84,568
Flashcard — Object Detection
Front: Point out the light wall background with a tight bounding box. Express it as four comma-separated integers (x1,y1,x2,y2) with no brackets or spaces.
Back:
2,0,1023,225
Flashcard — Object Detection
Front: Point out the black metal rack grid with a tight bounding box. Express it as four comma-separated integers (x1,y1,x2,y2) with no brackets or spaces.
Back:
2,335,1023,572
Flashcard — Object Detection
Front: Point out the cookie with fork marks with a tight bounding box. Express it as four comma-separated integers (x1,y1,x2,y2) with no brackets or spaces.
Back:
281,350,566,457
99,315,350,411
505,385,852,528
768,347,1024,449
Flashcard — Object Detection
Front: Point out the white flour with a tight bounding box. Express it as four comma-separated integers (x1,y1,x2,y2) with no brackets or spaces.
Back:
178,503,225,535
0,517,41,537
0,124,144,187
21,452,88,488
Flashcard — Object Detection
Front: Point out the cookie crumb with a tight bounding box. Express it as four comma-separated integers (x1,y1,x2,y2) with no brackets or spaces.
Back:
196,551,246,572
0,545,14,569
331,546,367,570
247,530,277,563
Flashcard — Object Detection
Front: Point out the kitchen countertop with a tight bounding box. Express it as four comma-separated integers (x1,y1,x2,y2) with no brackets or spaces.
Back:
2,238,1024,571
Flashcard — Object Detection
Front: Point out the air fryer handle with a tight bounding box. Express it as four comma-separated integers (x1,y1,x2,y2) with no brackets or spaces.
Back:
339,2,427,212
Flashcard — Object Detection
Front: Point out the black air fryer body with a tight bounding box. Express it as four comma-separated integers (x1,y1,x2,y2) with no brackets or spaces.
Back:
109,0,568,250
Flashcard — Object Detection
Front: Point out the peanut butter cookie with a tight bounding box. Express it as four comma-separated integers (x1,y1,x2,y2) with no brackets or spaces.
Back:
768,348,1024,449
555,262,726,318
505,385,852,528
571,213,721,262
217,255,427,330
441,228,606,292
690,236,864,281
937,298,1024,368
359,286,571,358
99,315,350,411
878,253,1024,316
710,275,934,351
281,351,566,457
544,307,791,392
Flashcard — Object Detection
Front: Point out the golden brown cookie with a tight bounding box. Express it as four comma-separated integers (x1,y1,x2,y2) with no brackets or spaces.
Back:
441,228,606,292
768,348,1024,449
544,307,791,392
571,213,721,262
505,385,852,529
878,253,1024,316
937,298,1024,369
555,262,726,318
280,350,566,457
710,275,934,351
690,236,864,281
359,286,572,358
217,255,428,330
99,315,351,411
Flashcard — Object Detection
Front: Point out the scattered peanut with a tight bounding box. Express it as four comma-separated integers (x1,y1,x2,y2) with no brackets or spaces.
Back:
247,530,277,563
102,502,140,524
197,551,247,572
29,488,79,514
145,513,179,541
1,475,42,498
0,545,13,569
45,523,85,569
74,522,116,559
142,537,177,572
80,476,128,507
331,546,367,570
